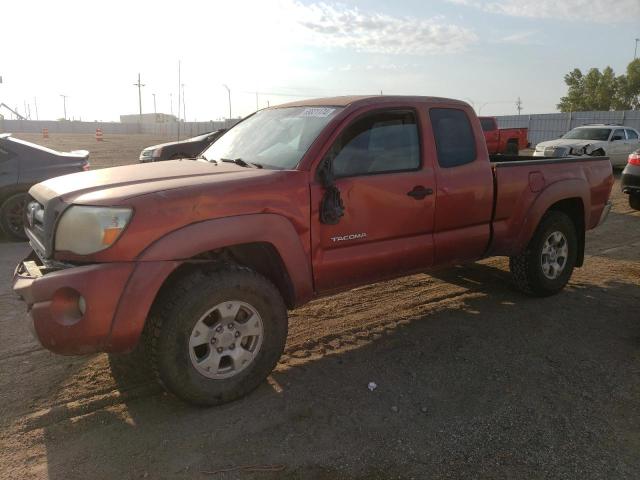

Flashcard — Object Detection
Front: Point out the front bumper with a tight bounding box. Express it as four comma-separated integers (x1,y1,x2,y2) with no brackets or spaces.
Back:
13,251,180,355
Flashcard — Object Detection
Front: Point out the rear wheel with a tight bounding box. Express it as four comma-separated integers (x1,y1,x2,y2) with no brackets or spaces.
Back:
0,193,29,241
145,266,288,406
629,193,640,211
509,211,578,297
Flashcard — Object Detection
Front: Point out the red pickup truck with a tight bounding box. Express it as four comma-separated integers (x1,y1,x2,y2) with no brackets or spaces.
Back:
13,96,613,406
479,116,529,155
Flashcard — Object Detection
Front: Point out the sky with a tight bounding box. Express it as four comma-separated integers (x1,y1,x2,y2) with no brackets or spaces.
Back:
1,0,639,122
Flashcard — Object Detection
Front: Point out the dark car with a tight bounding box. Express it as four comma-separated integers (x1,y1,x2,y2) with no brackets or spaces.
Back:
139,130,225,162
621,148,640,210
0,133,89,240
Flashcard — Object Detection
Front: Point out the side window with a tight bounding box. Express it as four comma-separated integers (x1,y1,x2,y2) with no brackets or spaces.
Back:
330,110,420,177
612,129,626,141
430,108,476,168
626,129,638,140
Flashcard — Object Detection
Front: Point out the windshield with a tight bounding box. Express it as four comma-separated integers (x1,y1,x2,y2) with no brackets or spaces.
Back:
563,128,611,141
201,106,342,169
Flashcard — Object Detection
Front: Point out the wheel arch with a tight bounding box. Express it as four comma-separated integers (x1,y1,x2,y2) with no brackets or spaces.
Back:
137,213,314,308
515,179,589,263
107,214,313,353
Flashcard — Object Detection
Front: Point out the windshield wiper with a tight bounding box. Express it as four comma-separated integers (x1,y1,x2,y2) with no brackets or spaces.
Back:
220,158,263,169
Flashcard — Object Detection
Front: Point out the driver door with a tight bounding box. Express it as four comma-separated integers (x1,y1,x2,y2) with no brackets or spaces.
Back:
310,108,436,293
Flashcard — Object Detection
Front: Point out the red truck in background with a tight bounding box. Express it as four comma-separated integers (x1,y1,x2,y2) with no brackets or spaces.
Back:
480,116,529,155
13,96,613,406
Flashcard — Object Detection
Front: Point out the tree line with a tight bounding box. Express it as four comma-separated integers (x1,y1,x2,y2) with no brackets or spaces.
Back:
558,59,640,112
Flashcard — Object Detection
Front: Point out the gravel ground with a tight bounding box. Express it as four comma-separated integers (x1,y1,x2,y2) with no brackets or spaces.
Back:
0,135,638,479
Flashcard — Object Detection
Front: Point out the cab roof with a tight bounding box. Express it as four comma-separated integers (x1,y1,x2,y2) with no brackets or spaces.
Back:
273,95,468,109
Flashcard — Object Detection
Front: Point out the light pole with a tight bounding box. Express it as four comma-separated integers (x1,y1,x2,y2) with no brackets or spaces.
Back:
635,38,639,60
60,94,68,120
223,84,231,120
152,93,156,114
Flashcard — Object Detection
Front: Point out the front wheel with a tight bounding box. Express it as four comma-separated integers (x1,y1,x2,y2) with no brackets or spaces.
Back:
0,193,29,241
509,211,578,297
145,266,288,406
629,193,640,211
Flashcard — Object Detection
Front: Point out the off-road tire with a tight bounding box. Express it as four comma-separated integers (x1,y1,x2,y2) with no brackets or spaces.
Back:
509,210,578,297
143,266,288,406
0,193,29,241
629,193,640,211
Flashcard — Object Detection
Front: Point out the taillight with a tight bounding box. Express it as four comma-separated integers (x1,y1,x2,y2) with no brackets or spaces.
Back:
629,153,640,166
82,161,90,171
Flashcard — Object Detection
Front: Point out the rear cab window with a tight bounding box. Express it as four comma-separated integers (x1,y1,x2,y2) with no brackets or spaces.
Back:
479,118,496,132
430,108,477,168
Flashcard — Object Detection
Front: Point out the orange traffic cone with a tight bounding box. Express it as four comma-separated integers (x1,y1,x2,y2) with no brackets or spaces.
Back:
42,128,49,139
95,128,103,141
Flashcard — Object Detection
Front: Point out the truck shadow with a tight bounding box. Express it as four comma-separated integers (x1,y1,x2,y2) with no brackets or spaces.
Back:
33,262,640,479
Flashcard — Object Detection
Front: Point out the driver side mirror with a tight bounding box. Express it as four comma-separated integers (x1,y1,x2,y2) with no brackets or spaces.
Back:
317,157,344,225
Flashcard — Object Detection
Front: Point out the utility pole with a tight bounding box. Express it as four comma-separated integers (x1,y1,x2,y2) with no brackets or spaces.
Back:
60,94,68,120
635,38,639,60
181,83,186,122
516,97,523,115
223,84,231,120
152,93,156,114
170,93,173,116
133,73,145,120
34,97,39,120
177,60,181,140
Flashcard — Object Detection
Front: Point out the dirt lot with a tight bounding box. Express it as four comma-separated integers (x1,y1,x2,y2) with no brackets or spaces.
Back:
0,135,639,479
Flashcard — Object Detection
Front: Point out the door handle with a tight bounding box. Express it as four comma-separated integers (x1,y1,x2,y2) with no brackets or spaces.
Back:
407,186,434,199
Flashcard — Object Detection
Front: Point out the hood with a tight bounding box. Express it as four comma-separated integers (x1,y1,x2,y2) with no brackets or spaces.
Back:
536,138,605,149
29,159,261,206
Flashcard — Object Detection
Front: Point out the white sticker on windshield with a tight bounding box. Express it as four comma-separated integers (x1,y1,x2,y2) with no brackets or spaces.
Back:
299,107,336,118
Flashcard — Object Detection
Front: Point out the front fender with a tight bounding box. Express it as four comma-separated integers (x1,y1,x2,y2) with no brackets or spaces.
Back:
138,213,314,303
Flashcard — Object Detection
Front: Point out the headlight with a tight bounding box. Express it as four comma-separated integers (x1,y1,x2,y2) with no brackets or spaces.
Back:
55,206,133,255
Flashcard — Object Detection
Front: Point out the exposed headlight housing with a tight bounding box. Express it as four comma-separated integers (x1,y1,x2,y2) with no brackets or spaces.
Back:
55,206,133,255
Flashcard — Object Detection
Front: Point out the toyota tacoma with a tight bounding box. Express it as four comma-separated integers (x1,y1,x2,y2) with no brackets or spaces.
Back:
13,96,613,406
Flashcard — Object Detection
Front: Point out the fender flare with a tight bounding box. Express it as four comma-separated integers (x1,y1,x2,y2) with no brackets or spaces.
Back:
514,178,589,255
138,213,314,303
106,214,314,352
